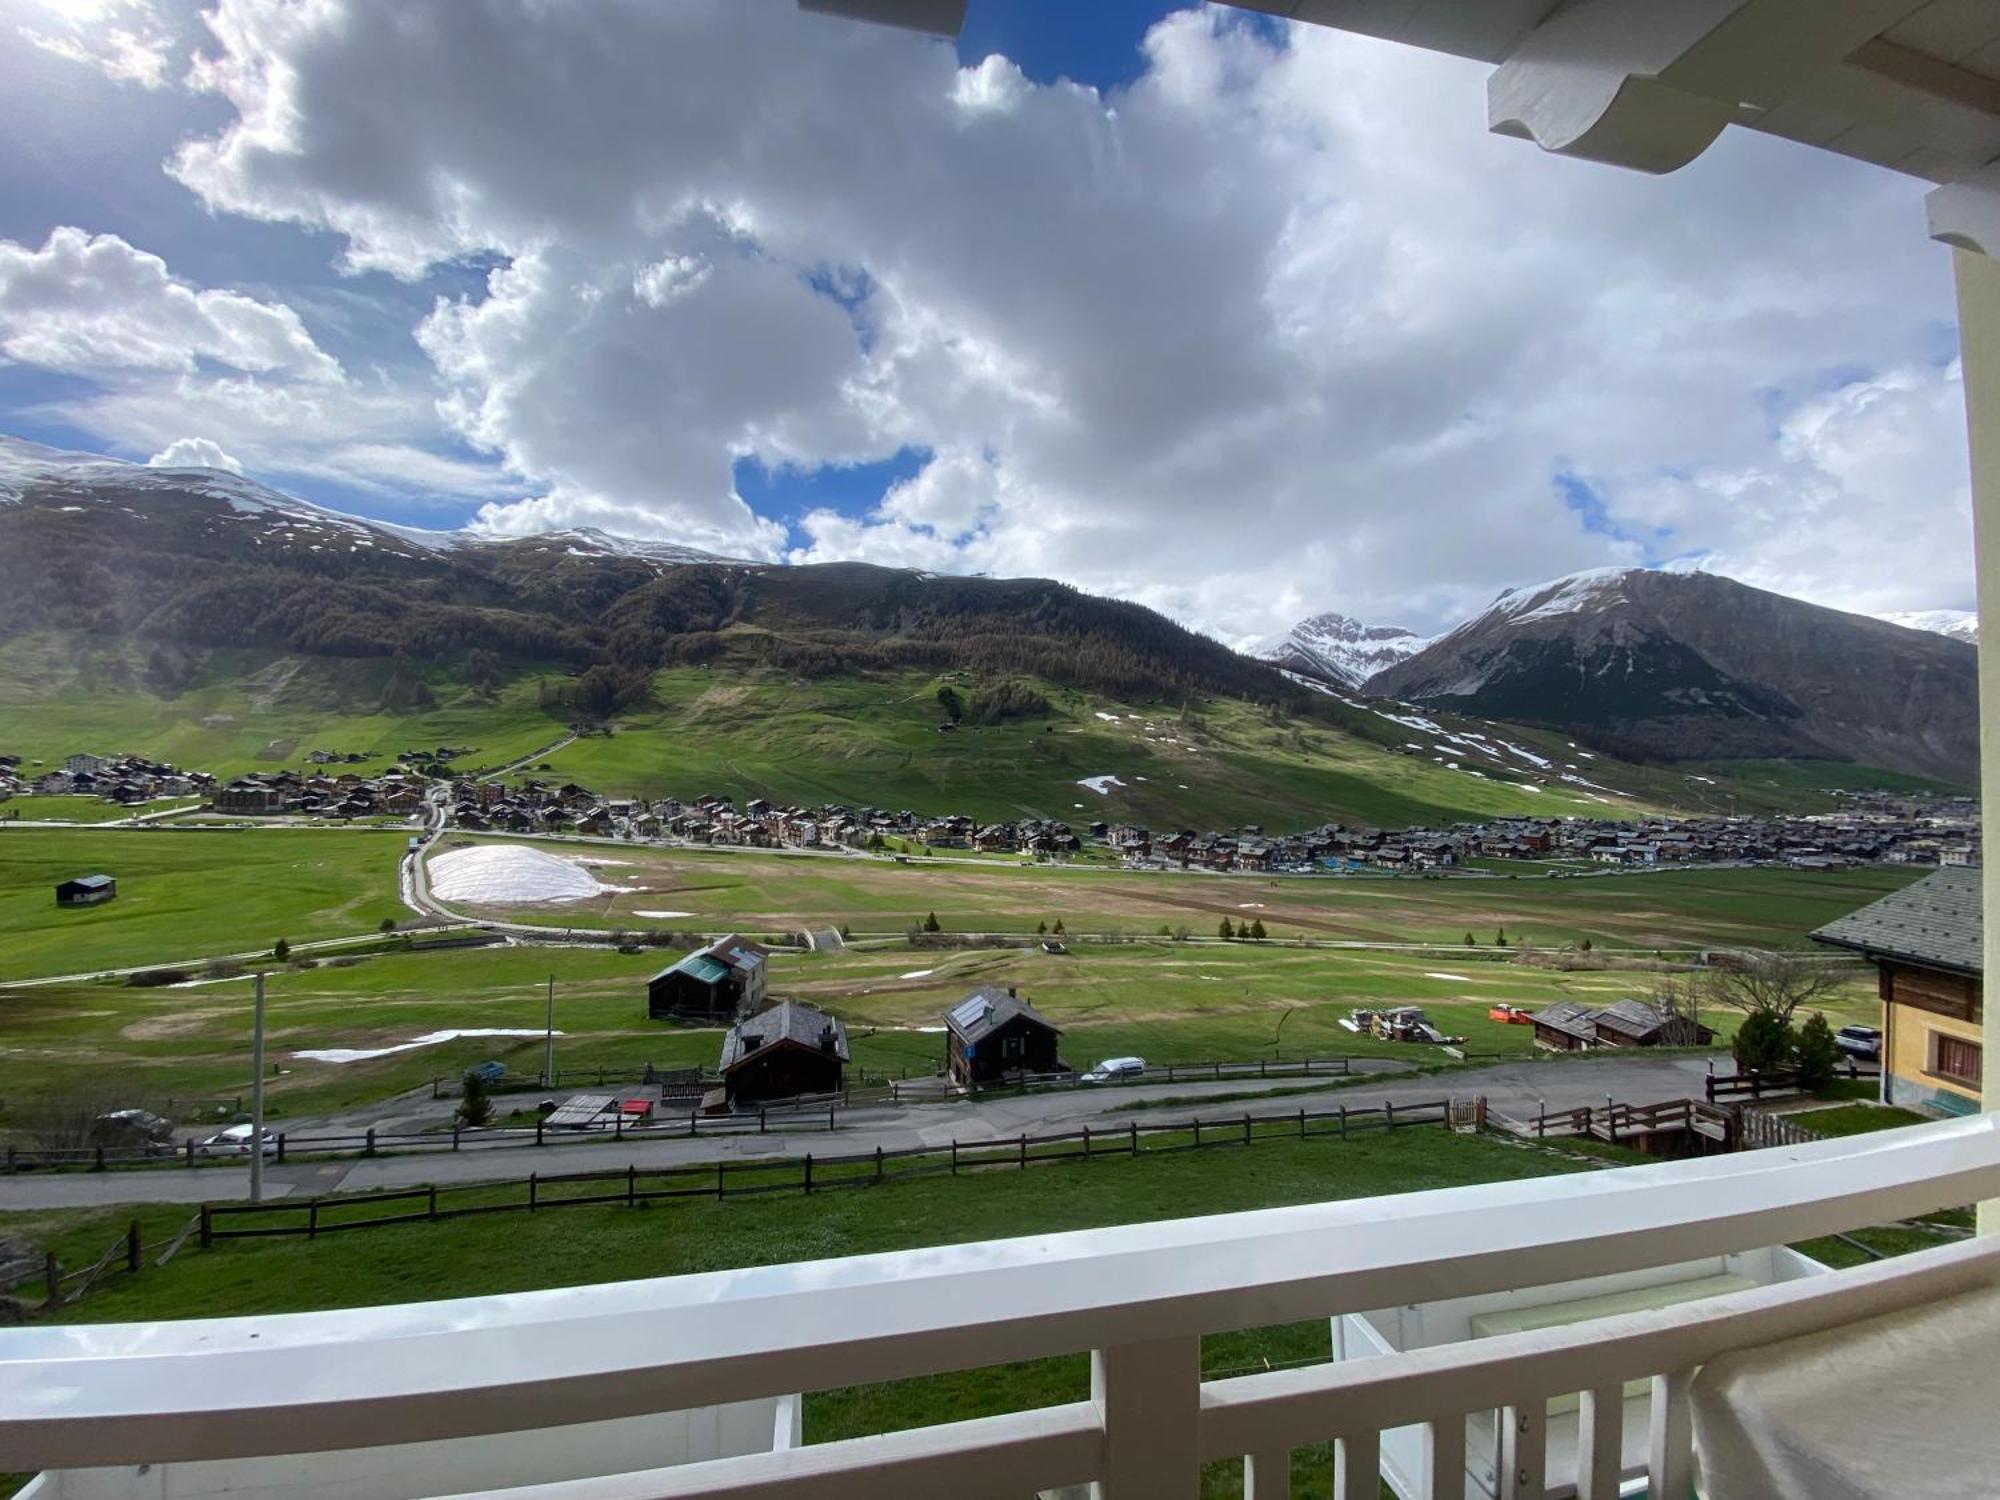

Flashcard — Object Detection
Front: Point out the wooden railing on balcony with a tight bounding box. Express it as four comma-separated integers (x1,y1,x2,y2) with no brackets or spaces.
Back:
5,1116,1999,1498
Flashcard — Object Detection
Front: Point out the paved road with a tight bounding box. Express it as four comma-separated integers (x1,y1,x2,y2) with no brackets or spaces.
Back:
0,1053,1724,1208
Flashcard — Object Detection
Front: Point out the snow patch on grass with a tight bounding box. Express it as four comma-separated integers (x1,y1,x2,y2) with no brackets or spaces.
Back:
430,843,630,904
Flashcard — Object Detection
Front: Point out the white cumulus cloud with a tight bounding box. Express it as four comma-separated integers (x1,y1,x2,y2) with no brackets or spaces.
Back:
147,436,242,472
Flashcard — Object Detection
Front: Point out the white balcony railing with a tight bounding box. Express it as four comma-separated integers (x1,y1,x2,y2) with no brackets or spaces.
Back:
5,1115,2000,1499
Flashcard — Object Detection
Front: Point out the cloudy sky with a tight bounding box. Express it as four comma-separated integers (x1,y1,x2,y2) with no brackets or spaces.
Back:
0,0,1974,641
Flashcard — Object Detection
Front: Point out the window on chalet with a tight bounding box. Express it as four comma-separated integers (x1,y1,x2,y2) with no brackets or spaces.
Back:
1931,1033,1984,1088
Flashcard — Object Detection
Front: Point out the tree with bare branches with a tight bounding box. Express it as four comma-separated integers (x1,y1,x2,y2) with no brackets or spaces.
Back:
1706,951,1847,1026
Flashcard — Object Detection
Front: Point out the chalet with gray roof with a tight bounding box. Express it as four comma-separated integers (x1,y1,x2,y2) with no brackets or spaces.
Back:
945,985,1064,1086
647,934,768,1021
718,1000,847,1105
1813,866,1983,1117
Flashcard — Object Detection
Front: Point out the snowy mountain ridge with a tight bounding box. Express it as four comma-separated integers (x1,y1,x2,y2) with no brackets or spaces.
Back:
1251,611,1431,689
0,435,737,565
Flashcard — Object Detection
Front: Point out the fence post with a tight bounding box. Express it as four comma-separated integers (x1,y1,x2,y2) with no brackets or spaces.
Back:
277,1133,287,1164
199,1203,213,1250
536,1118,544,1147
615,1111,623,1141
529,1173,538,1212
93,1144,105,1172
718,1161,727,1199
951,1139,959,1175
1339,1105,1347,1139
428,1186,439,1220
761,1108,768,1134
4,1145,12,1174
1020,1132,1028,1168
1386,1101,1396,1131
186,1138,196,1167
364,1128,376,1157
44,1253,59,1309
804,1154,813,1194
627,1163,637,1205
308,1201,319,1239
874,1146,884,1183
1305,1058,1313,1077
126,1221,141,1273
1193,1117,1202,1149
453,1125,461,1152
830,1106,836,1132
1299,1107,1306,1139
1243,1113,1252,1145
1130,1121,1139,1155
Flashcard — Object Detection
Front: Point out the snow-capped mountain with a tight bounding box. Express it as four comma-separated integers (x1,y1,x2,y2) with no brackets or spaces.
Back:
1879,608,1979,645
0,435,735,565
1368,566,1978,782
1252,611,1431,689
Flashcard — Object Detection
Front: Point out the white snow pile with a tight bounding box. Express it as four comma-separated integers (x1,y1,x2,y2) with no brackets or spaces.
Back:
1094,711,1122,722
295,1028,562,1065
429,843,629,903
1425,972,1475,983
900,969,935,980
1077,774,1126,795
632,908,692,919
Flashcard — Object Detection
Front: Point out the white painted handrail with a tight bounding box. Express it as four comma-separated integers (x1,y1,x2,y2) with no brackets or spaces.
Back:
5,1115,1999,1491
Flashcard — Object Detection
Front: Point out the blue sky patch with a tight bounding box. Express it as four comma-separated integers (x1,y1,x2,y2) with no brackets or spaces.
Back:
735,446,932,548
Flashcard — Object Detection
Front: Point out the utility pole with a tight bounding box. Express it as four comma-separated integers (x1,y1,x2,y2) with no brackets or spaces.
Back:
545,974,556,1087
249,971,267,1204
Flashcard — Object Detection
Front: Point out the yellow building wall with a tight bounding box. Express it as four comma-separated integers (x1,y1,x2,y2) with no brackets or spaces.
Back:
1886,999,1983,1117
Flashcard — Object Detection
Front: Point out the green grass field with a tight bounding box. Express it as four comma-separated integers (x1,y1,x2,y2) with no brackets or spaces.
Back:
0,826,404,979
0,923,1880,1126
440,835,1919,950
3,795,202,824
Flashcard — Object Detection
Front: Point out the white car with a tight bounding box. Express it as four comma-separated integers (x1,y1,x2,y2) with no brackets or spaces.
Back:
1082,1056,1145,1084
198,1123,278,1157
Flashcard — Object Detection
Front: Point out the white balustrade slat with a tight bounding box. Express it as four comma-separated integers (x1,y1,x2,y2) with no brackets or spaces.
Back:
1499,1401,1546,1500
1423,1413,1467,1500
1195,1234,2000,1463
1093,1337,1201,1500
1648,1370,1695,1500
1336,1429,1381,1500
1242,1447,1289,1498
11,1118,1998,1471
430,1402,1104,1500
1575,1385,1623,1500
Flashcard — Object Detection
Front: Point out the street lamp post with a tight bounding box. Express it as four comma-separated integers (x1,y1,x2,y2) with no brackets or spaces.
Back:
545,975,556,1088
249,971,266,1204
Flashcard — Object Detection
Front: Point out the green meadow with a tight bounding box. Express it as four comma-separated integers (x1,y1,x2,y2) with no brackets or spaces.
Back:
446,836,1918,950
0,826,405,979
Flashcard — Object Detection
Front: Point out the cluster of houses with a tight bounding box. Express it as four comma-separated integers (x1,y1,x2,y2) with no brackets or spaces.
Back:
1107,803,1979,874
0,752,215,807
4,747,1978,881
211,767,430,818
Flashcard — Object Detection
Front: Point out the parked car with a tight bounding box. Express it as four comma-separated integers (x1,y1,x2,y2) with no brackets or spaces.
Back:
1834,1025,1882,1060
1082,1056,1145,1084
197,1123,277,1157
468,1060,507,1084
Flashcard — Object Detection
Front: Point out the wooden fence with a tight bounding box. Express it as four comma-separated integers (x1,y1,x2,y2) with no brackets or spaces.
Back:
1527,1096,1824,1154
1703,1059,1878,1103
199,1097,1456,1246
8,1220,164,1317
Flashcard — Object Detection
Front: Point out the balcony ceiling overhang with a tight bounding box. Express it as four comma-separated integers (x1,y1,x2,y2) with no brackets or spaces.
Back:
802,0,2000,254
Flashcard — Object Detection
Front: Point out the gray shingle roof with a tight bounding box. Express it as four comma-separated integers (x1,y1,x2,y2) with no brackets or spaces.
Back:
944,985,1059,1045
1532,999,1599,1040
1811,867,1983,976
720,1000,849,1071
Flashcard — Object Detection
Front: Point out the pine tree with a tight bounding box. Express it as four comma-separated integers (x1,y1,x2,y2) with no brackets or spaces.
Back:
1464,932,1476,946
1219,917,1235,940
1249,918,1267,941
1053,917,1066,936
1494,927,1507,946
1036,920,1048,934
458,1070,493,1128
273,937,290,962
923,911,942,933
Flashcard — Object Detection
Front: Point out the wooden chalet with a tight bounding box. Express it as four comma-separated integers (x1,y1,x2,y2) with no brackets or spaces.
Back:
718,1000,848,1105
55,873,116,908
1533,998,1711,1053
1813,866,1982,1117
944,985,1064,1087
646,934,769,1021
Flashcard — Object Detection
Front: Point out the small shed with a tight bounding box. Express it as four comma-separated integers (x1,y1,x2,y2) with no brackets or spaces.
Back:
544,1092,618,1130
56,873,116,908
719,1000,848,1105
945,985,1065,1086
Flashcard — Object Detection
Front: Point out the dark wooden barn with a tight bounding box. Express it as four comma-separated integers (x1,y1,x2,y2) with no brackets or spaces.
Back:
55,873,117,908
945,985,1064,1087
718,1000,848,1105
647,934,769,1020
